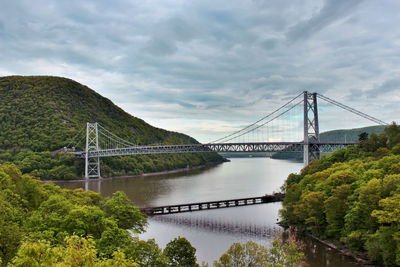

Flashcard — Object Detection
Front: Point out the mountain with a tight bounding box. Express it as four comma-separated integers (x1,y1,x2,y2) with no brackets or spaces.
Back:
319,126,386,142
271,125,386,160
0,76,223,179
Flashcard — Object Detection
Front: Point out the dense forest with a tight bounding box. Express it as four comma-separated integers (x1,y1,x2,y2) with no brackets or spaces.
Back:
0,76,224,179
0,163,200,266
0,163,304,266
280,123,400,266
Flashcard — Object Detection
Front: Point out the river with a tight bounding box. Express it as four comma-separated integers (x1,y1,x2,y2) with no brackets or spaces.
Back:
55,157,362,266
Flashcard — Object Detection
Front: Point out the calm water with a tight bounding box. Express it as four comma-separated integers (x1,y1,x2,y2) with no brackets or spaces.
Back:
56,158,361,266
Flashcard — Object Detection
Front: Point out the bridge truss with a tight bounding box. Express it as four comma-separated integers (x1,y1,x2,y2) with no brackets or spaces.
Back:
75,142,356,159
65,91,388,179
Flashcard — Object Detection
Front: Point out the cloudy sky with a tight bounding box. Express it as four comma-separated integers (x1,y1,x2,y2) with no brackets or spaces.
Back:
1,0,399,142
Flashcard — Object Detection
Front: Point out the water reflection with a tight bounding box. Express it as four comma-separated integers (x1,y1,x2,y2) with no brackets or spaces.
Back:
54,158,362,266
153,214,282,238
300,235,363,267
57,167,221,207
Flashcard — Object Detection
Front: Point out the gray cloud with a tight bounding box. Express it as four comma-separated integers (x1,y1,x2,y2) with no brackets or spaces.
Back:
367,77,400,97
144,38,178,56
286,0,365,42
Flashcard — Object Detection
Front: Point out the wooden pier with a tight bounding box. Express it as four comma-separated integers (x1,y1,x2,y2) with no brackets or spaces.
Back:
140,193,284,215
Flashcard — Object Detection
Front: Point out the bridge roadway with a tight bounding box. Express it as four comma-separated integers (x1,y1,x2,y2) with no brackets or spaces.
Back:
74,141,357,158
140,193,285,215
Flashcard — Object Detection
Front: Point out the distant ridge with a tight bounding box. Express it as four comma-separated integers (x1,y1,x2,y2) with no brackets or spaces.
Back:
271,125,386,160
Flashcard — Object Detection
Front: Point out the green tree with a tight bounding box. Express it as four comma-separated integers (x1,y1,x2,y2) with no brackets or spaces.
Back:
9,235,138,267
164,237,198,267
384,123,400,149
293,191,326,234
266,240,304,267
213,237,304,267
371,194,400,224
358,132,369,142
213,241,268,267
324,184,352,237
101,191,147,232
124,238,168,267
365,226,399,267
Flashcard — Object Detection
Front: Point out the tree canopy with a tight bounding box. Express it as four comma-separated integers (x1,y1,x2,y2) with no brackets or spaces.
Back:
0,163,189,266
281,123,400,266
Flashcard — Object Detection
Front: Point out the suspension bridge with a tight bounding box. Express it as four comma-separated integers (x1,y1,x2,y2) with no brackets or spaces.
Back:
65,91,387,180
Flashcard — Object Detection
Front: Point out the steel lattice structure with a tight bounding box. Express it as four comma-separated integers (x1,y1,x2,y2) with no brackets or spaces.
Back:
64,91,388,179
84,123,101,178
73,141,356,159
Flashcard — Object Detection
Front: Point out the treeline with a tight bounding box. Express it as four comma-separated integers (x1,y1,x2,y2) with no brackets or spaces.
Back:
0,163,305,266
0,163,201,266
280,123,400,266
0,149,223,180
0,76,224,179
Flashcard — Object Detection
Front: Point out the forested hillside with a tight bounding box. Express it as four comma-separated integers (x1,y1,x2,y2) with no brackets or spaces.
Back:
280,123,400,266
0,76,223,179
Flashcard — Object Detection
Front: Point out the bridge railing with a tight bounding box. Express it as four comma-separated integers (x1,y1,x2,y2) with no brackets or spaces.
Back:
73,141,358,158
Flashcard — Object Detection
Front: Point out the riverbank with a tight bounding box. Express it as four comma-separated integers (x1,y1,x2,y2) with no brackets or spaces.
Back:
43,161,226,183
52,157,360,266
284,226,379,267
306,235,377,266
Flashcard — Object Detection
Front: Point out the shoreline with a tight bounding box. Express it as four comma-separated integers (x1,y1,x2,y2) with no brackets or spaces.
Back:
305,234,377,266
285,226,378,266
43,163,221,183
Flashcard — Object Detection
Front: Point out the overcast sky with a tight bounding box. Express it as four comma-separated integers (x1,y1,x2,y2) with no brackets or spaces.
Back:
1,0,399,142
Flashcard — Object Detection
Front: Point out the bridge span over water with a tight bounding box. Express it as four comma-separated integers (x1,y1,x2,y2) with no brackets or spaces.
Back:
74,141,355,158
65,91,387,179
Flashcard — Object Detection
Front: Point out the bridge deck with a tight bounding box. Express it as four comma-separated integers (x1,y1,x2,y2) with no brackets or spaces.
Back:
140,193,284,215
73,142,357,158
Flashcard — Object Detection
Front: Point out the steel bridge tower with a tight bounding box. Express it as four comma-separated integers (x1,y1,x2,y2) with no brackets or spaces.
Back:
85,122,100,179
303,91,320,165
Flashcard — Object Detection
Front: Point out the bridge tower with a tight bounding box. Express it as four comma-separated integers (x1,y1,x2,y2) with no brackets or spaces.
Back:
303,91,320,165
85,122,101,179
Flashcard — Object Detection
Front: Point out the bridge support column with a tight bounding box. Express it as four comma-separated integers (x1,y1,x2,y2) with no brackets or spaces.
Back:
85,122,101,179
303,92,320,166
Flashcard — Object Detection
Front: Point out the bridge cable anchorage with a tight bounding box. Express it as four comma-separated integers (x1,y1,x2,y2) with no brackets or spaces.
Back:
317,94,388,126
216,99,304,143
208,92,304,144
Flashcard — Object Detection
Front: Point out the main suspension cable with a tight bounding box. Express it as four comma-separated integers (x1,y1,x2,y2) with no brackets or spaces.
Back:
65,126,86,148
218,99,304,143
97,123,137,147
317,94,388,126
209,92,304,143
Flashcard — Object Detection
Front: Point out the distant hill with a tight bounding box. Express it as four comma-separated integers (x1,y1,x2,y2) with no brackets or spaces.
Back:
319,126,386,142
271,125,386,160
0,76,223,179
